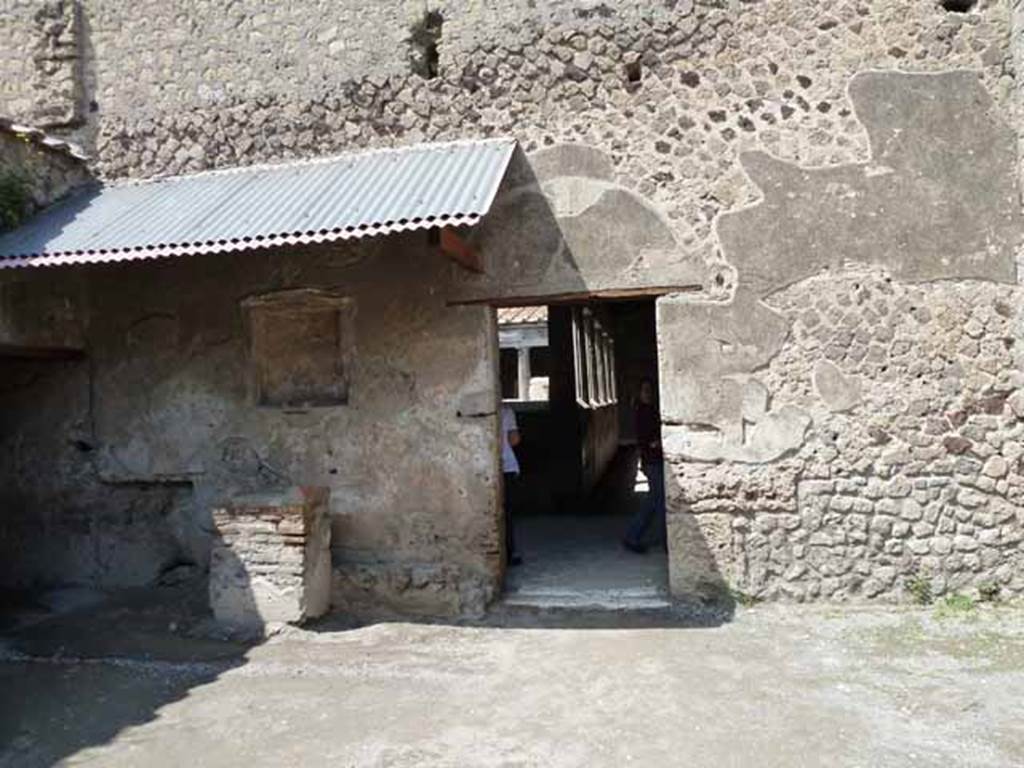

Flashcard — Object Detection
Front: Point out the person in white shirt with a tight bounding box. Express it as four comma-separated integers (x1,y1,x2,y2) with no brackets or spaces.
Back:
501,405,523,566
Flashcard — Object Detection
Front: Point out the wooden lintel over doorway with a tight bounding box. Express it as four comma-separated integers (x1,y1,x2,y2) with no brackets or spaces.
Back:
440,226,484,274
446,284,703,307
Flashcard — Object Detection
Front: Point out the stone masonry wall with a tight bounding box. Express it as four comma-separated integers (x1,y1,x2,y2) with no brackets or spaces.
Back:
668,269,1024,602
1,0,85,128
1,2,1014,273
1,0,1022,609
0,129,90,221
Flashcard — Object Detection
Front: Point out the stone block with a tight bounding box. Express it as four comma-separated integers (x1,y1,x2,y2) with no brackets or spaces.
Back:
953,535,979,553
982,456,1009,478
210,487,331,633
907,539,930,556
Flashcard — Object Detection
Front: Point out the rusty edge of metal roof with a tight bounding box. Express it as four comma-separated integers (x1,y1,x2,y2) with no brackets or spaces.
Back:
0,136,517,270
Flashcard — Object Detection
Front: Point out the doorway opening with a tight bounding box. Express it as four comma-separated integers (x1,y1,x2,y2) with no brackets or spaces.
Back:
496,299,669,609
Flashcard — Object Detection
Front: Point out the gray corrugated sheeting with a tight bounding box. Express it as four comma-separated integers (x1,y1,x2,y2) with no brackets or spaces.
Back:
0,137,516,269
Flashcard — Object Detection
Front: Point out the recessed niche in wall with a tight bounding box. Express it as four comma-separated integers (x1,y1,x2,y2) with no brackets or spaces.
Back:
939,0,976,12
242,290,355,408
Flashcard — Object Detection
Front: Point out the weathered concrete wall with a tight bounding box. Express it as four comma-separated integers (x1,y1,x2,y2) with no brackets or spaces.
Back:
1,0,1022,608
0,238,501,616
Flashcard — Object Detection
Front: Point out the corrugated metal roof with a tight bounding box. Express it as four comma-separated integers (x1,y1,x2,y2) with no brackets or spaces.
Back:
497,306,548,325
0,137,516,269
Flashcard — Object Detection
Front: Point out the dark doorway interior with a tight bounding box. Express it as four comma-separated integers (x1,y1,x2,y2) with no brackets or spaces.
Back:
497,299,668,609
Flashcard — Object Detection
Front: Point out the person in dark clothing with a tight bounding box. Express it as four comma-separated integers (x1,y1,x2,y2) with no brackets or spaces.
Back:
623,378,666,553
501,404,523,566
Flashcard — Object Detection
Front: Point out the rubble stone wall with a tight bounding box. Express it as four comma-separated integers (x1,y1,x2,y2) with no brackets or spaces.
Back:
1,2,1013,260
0,131,91,220
0,0,1022,610
668,270,1024,602
1,0,84,128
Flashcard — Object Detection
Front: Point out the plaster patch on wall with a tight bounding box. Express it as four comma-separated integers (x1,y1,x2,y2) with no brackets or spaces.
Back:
454,144,713,303
659,70,1024,467
663,405,811,464
813,360,861,413
719,71,1021,295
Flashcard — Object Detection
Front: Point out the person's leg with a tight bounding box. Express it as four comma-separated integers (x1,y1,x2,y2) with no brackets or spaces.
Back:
624,461,657,550
647,460,667,547
504,472,522,566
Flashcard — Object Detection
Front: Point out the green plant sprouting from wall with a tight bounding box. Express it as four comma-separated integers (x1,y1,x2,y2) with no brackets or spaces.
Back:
905,575,933,606
0,170,29,233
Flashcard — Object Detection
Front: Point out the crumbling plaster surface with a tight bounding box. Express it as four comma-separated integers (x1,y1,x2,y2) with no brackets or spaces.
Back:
669,269,1024,602
0,355,195,589
660,70,1022,462
3,1,1016,290
0,238,501,616
453,144,722,303
662,70,1024,603
1,0,1023,610
723,71,1020,294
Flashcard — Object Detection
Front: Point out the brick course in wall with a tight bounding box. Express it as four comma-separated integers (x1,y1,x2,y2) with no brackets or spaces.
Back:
210,487,332,631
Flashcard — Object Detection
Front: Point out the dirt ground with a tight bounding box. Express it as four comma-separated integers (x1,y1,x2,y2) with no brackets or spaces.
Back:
1,587,1023,768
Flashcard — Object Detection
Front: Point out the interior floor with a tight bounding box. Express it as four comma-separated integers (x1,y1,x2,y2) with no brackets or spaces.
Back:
504,448,669,610
504,516,669,610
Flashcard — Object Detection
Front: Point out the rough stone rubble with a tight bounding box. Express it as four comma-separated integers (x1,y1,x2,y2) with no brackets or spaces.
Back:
0,0,1021,614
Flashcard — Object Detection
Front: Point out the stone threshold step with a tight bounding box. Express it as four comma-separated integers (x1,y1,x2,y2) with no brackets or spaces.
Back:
502,586,672,611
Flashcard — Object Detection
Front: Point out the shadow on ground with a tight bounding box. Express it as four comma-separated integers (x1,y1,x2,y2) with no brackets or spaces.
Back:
0,441,739,767
0,570,736,767
0,581,254,768
308,601,736,632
